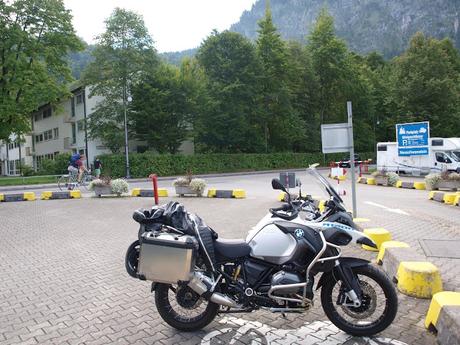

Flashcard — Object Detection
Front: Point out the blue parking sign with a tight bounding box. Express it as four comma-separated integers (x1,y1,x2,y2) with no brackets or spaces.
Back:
396,122,430,156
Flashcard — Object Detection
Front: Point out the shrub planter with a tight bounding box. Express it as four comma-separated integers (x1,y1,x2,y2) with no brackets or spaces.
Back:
375,176,389,186
93,186,114,197
434,181,460,191
175,186,201,197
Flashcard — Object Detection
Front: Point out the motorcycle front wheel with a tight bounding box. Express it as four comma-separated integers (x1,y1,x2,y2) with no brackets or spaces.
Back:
154,283,219,331
321,264,398,336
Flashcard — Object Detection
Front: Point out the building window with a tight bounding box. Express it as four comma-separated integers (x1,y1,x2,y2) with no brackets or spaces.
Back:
43,129,53,141
35,134,44,143
76,93,83,104
71,123,76,144
42,108,52,119
53,128,59,139
77,119,85,132
34,112,42,122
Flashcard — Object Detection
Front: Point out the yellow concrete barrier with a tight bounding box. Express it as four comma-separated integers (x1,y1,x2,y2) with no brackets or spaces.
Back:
377,241,410,264
0,193,4,201
232,189,246,199
443,193,457,205
414,182,426,190
70,190,81,198
396,262,442,299
23,192,36,201
396,180,403,188
362,228,391,251
131,188,168,197
425,291,460,330
428,191,437,200
367,177,376,185
207,188,216,198
454,195,460,206
41,191,53,200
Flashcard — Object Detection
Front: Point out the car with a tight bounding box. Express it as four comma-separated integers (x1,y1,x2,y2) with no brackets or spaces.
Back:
338,154,361,168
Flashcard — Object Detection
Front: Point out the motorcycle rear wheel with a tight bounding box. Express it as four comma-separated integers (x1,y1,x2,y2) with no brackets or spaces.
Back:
320,264,397,336
154,283,219,331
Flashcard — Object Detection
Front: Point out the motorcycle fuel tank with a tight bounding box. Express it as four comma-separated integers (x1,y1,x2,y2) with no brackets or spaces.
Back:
248,223,297,265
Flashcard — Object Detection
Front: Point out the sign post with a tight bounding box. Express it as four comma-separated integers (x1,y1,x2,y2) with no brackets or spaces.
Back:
347,102,357,218
396,122,430,157
320,101,357,217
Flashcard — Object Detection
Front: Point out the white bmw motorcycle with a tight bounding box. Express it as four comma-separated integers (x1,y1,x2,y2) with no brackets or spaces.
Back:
125,166,398,336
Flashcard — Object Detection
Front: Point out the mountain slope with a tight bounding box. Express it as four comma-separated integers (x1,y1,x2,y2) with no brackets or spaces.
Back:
230,0,460,58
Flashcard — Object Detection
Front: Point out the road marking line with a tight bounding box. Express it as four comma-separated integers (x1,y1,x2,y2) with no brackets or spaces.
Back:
365,201,410,216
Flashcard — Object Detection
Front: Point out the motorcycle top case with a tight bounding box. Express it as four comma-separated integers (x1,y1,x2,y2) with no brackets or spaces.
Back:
138,232,199,284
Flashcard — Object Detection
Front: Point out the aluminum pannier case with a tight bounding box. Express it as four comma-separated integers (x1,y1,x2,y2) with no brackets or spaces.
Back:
137,232,198,283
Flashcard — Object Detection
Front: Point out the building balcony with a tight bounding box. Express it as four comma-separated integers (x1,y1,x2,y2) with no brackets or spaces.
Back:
64,137,77,150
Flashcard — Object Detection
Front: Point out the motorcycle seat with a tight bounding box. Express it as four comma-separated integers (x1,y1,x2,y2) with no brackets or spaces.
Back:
214,238,251,259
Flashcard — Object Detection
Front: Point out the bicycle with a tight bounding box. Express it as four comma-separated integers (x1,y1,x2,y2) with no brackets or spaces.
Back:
58,170,94,191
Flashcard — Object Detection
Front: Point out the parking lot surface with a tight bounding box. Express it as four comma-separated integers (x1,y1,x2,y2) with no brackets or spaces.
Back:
1,171,459,344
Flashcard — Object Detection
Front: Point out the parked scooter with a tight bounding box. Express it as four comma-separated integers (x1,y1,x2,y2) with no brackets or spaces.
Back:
125,166,398,336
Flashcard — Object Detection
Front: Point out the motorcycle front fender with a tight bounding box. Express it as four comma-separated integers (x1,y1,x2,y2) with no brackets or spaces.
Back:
315,257,370,291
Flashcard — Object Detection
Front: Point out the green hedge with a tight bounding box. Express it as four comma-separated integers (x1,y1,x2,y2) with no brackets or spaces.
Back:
98,152,375,178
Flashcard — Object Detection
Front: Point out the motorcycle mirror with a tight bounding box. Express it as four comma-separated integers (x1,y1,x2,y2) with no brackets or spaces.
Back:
271,178,287,192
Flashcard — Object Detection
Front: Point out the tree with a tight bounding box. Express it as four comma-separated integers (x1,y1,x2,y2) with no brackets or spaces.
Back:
256,4,306,152
308,8,351,125
196,30,264,152
131,64,189,154
387,32,460,137
82,8,158,152
0,0,83,140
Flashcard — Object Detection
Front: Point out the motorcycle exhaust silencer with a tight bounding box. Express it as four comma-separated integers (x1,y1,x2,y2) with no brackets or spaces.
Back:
188,272,238,308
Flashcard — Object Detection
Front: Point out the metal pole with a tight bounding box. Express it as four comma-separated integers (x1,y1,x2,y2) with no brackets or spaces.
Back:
123,83,130,179
82,88,89,170
347,101,357,217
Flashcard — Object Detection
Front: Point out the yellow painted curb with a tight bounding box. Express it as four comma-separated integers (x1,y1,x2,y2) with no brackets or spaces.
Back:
23,192,36,201
41,191,53,200
454,195,460,206
353,218,370,223
232,189,246,199
396,180,403,188
362,228,391,251
377,241,410,264
367,177,376,185
443,193,457,205
70,190,81,199
414,182,426,190
425,291,460,329
158,189,168,197
277,192,287,201
207,189,216,198
131,188,141,197
396,262,443,299
0,193,4,201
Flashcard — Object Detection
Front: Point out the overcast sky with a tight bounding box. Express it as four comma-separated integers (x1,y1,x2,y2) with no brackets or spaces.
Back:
64,0,258,53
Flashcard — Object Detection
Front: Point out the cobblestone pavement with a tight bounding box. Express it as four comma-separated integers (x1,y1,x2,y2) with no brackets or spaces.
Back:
2,171,457,345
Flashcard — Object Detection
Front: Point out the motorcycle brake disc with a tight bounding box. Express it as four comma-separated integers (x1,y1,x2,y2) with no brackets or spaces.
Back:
340,280,377,320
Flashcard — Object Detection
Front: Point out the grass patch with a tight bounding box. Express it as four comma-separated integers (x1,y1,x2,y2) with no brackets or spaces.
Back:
0,176,58,186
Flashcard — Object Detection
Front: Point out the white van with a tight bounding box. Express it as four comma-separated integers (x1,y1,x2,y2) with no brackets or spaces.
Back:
377,137,460,175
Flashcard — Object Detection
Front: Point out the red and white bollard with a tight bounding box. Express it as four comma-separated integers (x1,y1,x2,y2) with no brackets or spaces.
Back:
149,174,159,205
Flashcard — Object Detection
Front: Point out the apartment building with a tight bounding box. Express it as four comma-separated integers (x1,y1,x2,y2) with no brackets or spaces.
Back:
31,85,111,171
1,84,194,176
0,134,34,176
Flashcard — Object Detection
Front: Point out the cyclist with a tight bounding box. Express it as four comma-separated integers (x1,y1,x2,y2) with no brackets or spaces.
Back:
68,153,88,183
